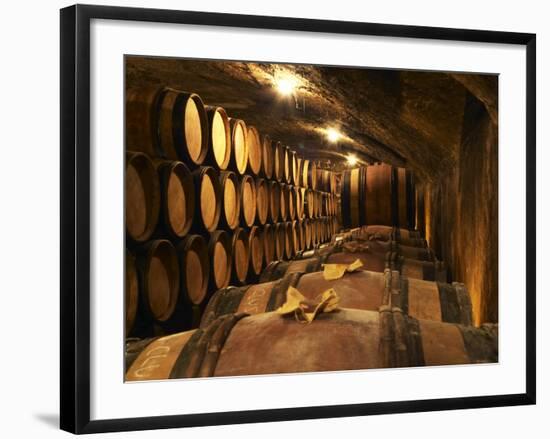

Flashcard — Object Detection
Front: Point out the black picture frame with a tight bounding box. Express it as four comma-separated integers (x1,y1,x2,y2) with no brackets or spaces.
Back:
60,4,536,434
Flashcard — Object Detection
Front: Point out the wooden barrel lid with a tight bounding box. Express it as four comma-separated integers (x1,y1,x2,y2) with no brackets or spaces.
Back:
246,126,262,176
232,228,250,284
229,118,248,175
284,222,294,259
309,160,318,190
279,183,289,221
274,223,286,261
219,171,240,230
183,94,208,164
291,220,300,254
295,187,304,220
288,186,297,221
194,166,221,232
305,188,314,219
208,230,232,290
304,219,312,250
206,106,231,170
261,134,274,179
273,141,284,182
178,235,209,306
240,175,257,227
141,240,179,322
262,224,275,266
290,150,299,186
255,178,269,225
283,146,291,184
155,160,194,238
248,226,264,276
125,249,139,336
268,180,280,223
126,152,160,242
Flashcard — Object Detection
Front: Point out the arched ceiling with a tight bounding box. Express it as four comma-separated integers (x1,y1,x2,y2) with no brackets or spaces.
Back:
126,56,497,181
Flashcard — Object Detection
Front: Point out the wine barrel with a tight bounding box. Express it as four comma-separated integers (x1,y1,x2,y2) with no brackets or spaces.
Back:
231,228,249,285
288,185,296,221
125,250,139,336
283,146,291,184
267,180,280,223
205,106,231,170
218,171,240,230
273,141,284,182
260,248,446,283
255,178,269,225
274,223,286,261
262,224,275,266
290,150,299,186
135,240,180,323
304,188,315,219
301,159,317,190
279,183,289,222
228,118,248,175
348,239,434,261
154,160,194,238
239,175,257,227
248,226,264,280
361,225,426,247
284,221,294,260
297,220,306,253
295,187,304,219
176,235,209,309
126,86,161,157
291,220,301,254
158,88,209,163
202,269,472,326
341,164,416,229
315,191,322,218
295,157,303,187
126,151,160,242
304,219,312,250
192,166,221,232
208,230,232,290
261,134,274,179
246,126,262,176
127,308,496,380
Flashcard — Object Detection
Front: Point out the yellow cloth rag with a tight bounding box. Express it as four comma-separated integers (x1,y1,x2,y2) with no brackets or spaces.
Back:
322,258,364,280
275,286,340,324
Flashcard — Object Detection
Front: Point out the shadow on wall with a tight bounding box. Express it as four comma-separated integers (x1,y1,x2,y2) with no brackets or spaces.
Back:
418,91,498,326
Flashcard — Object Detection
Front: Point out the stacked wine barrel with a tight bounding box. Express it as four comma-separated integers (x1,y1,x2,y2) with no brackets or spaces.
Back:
125,86,339,337
126,223,497,380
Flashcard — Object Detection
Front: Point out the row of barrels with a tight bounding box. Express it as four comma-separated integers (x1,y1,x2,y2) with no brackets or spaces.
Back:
126,217,338,336
126,151,338,242
127,86,337,192
341,163,416,230
125,228,496,380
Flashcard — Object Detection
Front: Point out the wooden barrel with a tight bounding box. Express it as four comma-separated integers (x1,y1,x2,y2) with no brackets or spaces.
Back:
158,88,209,163
315,191,322,218
279,183,289,222
127,309,496,380
125,250,139,336
283,146,291,184
262,224,275,266
202,269,472,326
135,240,180,323
246,126,262,176
176,235,209,310
154,160,194,238
295,187,304,219
260,247,445,283
349,239,434,261
267,180,280,223
341,164,416,229
288,185,296,221
248,226,264,280
301,159,317,190
360,225,426,247
304,219,312,250
261,135,274,179
192,166,221,232
239,175,257,227
126,151,160,242
296,157,303,187
208,230,232,290
205,106,231,170
231,228,249,285
273,141,284,182
255,178,269,225
290,150,299,186
218,171,240,230
291,220,301,254
126,86,161,157
305,188,315,219
284,222,294,259
274,223,286,261
228,118,248,175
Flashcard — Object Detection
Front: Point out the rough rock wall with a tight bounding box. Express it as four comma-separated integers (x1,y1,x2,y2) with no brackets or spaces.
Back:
419,92,498,325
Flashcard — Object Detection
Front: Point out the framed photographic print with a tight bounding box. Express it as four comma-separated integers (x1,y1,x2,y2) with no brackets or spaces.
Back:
60,4,536,434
